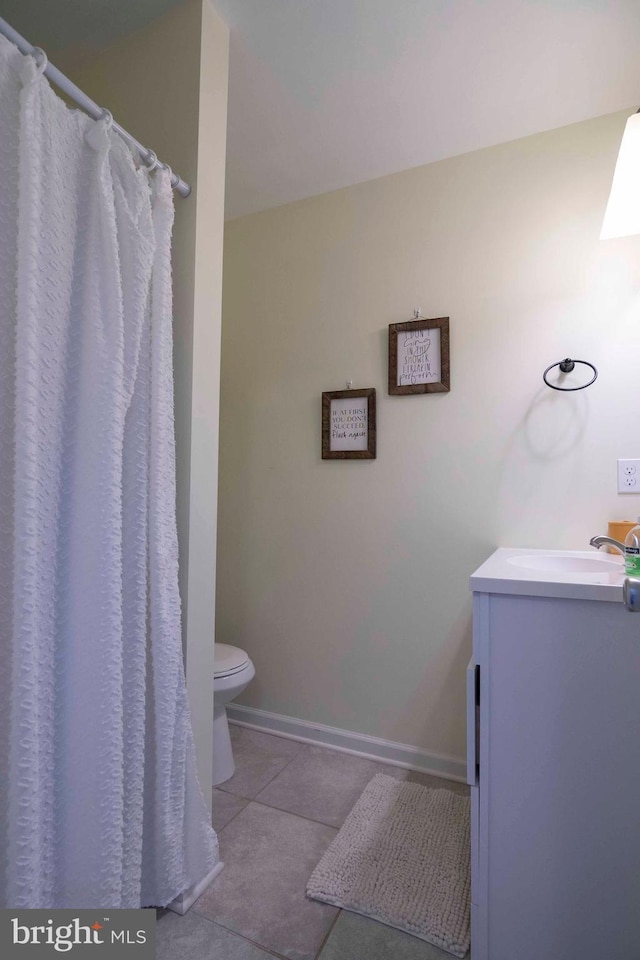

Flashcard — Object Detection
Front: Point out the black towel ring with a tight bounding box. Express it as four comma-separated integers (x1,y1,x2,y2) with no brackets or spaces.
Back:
543,358,598,392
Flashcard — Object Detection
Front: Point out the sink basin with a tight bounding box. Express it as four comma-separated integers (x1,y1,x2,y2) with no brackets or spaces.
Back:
471,548,626,602
506,552,623,574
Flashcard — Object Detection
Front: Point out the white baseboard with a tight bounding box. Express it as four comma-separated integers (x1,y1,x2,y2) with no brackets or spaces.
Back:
226,704,466,784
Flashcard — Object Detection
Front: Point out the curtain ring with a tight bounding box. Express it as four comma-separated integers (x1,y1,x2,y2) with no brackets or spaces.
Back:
164,164,175,187
100,108,114,130
31,47,48,75
143,149,159,173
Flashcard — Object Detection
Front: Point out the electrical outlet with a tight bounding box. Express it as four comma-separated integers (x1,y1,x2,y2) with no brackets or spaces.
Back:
617,459,640,493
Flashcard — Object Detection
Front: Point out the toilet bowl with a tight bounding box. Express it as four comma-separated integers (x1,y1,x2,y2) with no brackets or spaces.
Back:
213,643,255,786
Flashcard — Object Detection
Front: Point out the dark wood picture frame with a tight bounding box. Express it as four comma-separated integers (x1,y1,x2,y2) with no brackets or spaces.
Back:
388,316,450,395
322,388,376,460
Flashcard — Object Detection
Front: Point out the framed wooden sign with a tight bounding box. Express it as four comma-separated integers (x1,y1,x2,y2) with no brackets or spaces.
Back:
388,316,450,395
322,388,376,459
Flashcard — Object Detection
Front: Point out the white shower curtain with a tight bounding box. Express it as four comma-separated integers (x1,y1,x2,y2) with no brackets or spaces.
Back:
0,35,219,908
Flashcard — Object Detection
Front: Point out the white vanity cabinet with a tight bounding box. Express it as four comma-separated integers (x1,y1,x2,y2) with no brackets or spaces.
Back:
468,548,640,960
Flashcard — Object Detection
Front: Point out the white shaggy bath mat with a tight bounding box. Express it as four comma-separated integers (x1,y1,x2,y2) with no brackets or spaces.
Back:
306,773,471,958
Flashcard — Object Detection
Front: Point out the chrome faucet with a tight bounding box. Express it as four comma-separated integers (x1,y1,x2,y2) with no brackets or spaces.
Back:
589,535,625,556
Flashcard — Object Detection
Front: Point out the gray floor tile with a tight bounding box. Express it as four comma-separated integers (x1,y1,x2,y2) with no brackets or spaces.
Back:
213,788,250,832
230,725,307,760
317,911,467,960
218,726,307,799
255,745,393,827
193,801,339,960
157,911,277,960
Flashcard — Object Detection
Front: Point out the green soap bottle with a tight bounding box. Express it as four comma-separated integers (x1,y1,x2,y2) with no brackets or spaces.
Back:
624,517,640,575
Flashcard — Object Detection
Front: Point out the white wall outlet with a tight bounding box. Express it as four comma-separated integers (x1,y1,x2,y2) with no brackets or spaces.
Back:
617,459,640,493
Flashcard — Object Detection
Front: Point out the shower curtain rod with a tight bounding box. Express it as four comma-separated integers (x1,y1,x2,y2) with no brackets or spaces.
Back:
0,16,191,199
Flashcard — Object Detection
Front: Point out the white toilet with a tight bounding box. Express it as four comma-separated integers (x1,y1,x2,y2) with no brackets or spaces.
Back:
213,643,255,786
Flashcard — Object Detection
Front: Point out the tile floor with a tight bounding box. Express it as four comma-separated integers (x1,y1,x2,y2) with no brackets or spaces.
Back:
157,725,470,960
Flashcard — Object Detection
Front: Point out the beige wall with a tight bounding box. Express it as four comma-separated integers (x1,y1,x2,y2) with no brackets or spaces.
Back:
60,0,229,800
219,110,640,764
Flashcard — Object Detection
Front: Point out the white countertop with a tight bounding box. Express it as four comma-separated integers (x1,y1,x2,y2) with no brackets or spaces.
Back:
470,547,626,602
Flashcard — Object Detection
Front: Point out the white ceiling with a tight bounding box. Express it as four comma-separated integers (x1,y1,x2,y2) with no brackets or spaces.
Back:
213,0,640,219
3,1,640,220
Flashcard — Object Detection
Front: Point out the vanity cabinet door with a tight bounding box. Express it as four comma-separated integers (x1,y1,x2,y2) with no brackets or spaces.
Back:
466,658,479,787
474,592,640,960
466,657,481,945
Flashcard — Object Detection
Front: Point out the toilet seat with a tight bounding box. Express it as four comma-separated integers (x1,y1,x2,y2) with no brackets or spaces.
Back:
214,643,250,679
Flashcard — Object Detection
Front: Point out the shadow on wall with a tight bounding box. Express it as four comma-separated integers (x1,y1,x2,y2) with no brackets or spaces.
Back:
521,386,589,461
496,383,591,546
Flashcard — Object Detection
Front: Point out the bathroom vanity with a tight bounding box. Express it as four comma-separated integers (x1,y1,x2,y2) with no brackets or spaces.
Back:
467,548,640,960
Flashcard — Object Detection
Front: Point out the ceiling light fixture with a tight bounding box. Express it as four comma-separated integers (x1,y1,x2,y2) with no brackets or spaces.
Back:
600,109,640,239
